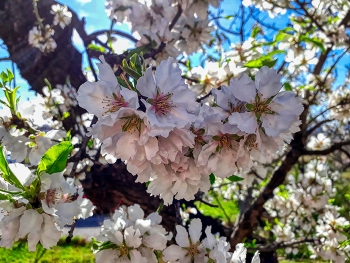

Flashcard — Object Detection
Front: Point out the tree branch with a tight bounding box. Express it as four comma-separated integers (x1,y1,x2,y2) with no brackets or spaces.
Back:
303,141,350,156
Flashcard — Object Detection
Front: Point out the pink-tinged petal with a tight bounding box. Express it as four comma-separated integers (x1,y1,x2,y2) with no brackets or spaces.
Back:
175,225,190,247
27,231,40,251
144,137,159,161
97,56,119,87
212,88,230,111
18,209,43,238
115,133,138,160
129,249,148,263
155,57,183,93
96,249,118,263
124,226,142,248
252,251,261,263
261,114,293,137
128,204,144,221
270,91,303,116
136,67,157,98
189,218,202,243
0,218,21,248
163,244,188,261
228,112,257,134
230,74,256,103
255,66,282,100
231,243,247,262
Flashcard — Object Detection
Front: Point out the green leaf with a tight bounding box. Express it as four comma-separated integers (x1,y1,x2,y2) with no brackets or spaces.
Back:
36,141,73,175
284,82,292,91
227,175,244,182
62,111,70,119
6,69,14,83
121,59,142,80
262,59,277,68
274,31,288,42
251,27,261,38
0,192,9,200
129,54,142,76
300,36,326,54
1,71,8,84
0,99,10,107
0,146,25,190
244,50,285,69
126,45,151,60
244,57,277,69
44,78,53,91
87,44,106,53
209,173,216,185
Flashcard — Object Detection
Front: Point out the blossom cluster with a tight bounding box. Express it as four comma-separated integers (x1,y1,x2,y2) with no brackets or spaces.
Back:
94,204,260,263
264,160,350,262
77,56,303,205
0,160,94,251
28,4,72,53
105,0,219,59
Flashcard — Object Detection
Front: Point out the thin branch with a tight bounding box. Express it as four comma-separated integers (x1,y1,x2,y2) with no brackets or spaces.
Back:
303,141,350,156
240,4,244,43
304,118,334,138
169,4,182,31
89,29,138,43
195,197,219,208
339,148,350,160
252,238,318,252
196,90,214,102
65,220,76,243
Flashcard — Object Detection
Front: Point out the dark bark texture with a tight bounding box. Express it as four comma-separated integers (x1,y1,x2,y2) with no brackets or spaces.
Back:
0,0,86,93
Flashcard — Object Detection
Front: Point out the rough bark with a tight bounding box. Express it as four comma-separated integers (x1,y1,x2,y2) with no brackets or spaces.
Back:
0,0,86,93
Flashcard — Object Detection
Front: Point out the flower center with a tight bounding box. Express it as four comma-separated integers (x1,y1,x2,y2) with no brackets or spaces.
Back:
187,243,200,258
121,114,143,134
45,187,64,206
191,128,206,146
213,133,243,152
102,92,128,115
148,87,173,115
119,245,129,256
245,134,258,151
229,101,245,113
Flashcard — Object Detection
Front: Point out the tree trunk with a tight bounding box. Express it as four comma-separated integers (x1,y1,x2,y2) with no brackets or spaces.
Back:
0,0,86,92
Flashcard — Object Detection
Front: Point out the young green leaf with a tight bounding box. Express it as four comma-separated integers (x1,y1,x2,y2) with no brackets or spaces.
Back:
36,141,74,175
0,146,25,190
209,173,216,185
227,175,244,182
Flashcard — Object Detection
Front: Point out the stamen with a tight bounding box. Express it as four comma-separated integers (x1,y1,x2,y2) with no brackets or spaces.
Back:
121,114,143,134
45,187,64,206
148,87,174,115
102,92,128,115
245,134,258,151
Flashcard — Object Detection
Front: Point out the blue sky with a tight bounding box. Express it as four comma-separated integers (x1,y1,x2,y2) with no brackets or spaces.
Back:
0,0,348,102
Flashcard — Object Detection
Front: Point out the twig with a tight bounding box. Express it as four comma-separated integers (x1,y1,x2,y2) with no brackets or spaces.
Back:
66,220,76,243
251,238,318,252
196,90,213,102
303,141,350,156
174,199,182,225
195,197,219,208
89,29,138,43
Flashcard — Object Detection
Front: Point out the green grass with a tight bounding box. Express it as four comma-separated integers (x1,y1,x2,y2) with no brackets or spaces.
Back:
0,237,95,263
195,194,240,224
